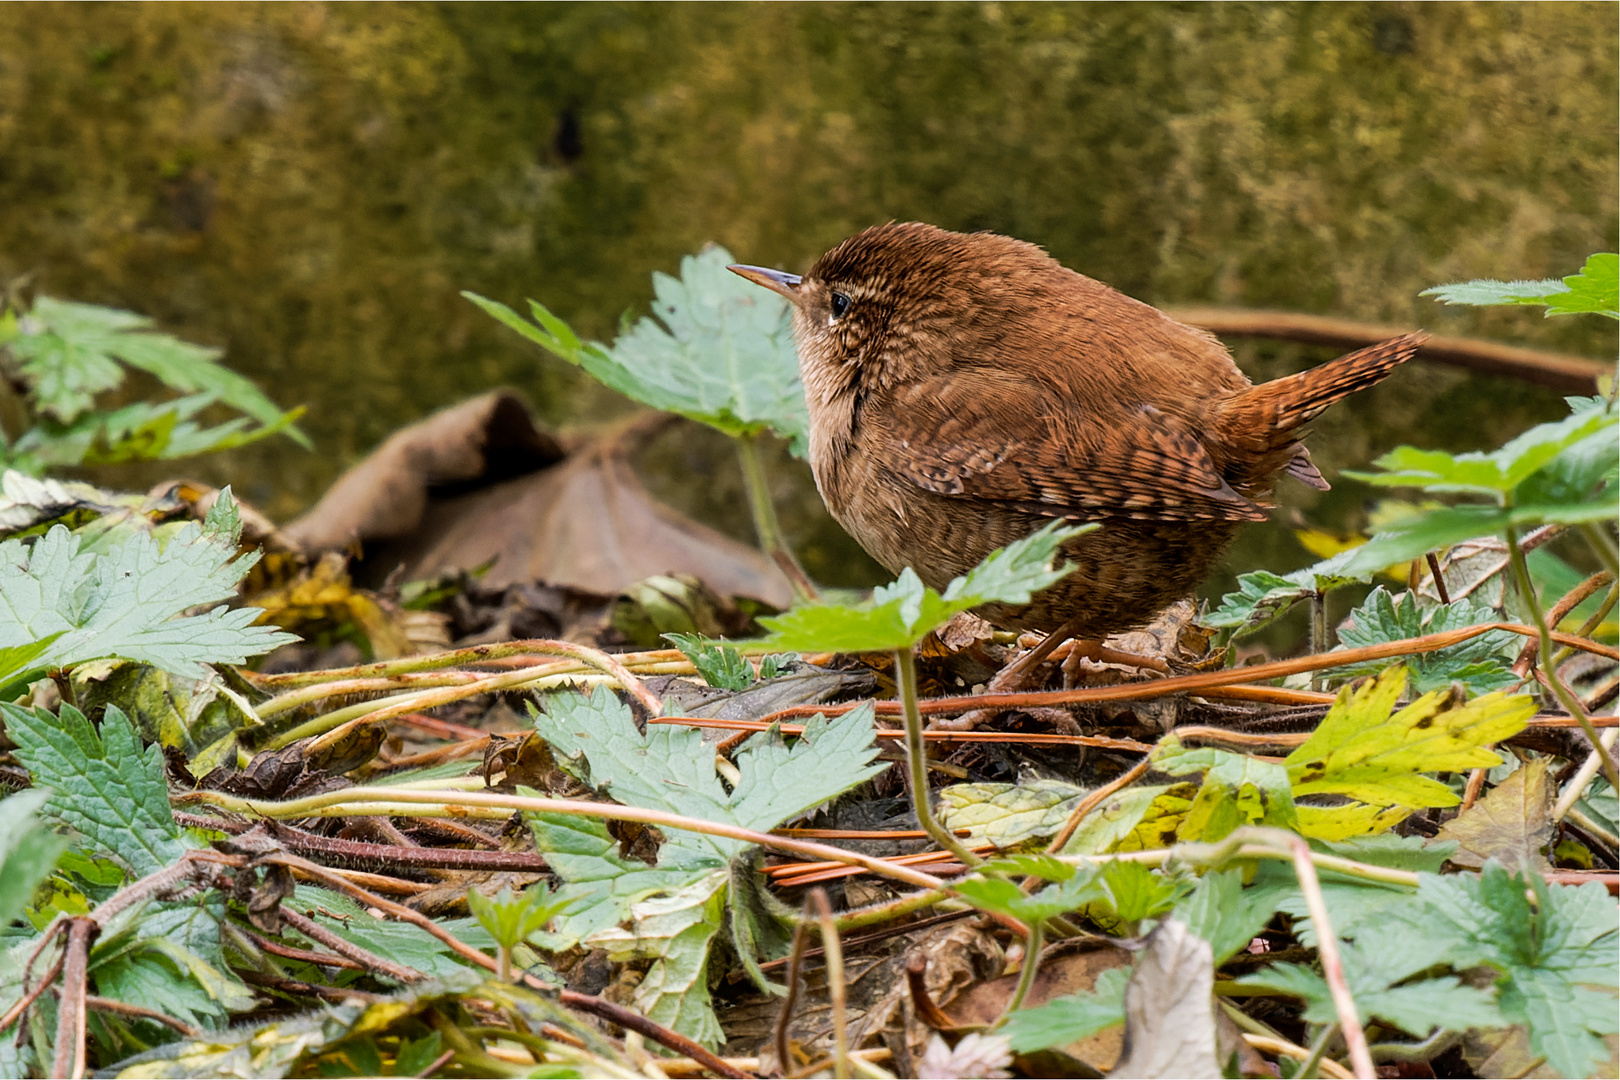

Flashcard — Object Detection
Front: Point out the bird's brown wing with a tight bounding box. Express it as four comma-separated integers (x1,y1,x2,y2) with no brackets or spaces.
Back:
884,374,1266,523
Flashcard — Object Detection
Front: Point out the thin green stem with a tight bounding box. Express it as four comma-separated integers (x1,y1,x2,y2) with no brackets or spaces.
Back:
993,923,1045,1028
1549,580,1616,670
1299,1023,1340,1080
1580,522,1618,576
735,432,817,603
834,888,952,933
811,889,851,1080
1506,525,1618,791
894,648,983,869
1310,590,1328,692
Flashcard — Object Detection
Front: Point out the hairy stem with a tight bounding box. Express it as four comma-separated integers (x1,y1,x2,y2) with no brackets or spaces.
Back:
994,922,1045,1027
1506,525,1618,791
735,432,818,603
1581,522,1618,576
894,648,983,869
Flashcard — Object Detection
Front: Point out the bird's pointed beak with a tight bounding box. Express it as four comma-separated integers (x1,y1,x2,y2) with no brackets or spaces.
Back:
728,264,802,301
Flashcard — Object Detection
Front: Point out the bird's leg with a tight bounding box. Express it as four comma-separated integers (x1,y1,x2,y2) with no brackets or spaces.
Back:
1058,640,1171,688
997,616,1086,688
930,616,1085,732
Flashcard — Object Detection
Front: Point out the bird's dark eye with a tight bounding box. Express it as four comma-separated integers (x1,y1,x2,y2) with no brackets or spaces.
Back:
830,292,851,320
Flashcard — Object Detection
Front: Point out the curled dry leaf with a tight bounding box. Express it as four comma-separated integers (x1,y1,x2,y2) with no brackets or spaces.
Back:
285,391,792,604
1435,758,1555,873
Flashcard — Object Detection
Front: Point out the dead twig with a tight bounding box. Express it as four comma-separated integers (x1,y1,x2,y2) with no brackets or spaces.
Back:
1044,754,1155,856
1514,570,1613,674
54,918,95,1080
749,621,1616,730
83,995,201,1038
1166,307,1609,392
775,896,814,1077
557,990,750,1079
278,908,425,984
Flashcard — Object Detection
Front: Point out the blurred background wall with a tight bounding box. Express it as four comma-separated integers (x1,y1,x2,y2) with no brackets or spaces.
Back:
0,2,1614,588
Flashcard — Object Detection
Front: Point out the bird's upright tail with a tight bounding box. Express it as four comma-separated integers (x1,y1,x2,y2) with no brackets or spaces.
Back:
1215,331,1428,490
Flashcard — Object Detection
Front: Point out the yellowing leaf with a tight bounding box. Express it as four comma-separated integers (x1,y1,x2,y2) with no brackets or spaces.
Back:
1060,784,1185,856
937,779,1086,849
1295,802,1410,842
1105,785,1198,853
1286,667,1534,810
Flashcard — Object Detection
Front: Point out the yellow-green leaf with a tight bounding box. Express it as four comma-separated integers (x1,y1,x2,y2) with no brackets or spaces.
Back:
1286,667,1534,809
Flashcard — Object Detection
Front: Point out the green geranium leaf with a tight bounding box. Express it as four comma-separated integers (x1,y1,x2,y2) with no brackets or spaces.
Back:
1344,407,1616,499
1204,548,1371,637
1004,967,1129,1053
0,488,297,696
1546,253,1618,318
1407,864,1619,1079
1235,918,1503,1038
525,686,883,1046
1329,587,1518,693
1,703,186,877
1286,666,1532,813
466,245,810,455
759,521,1088,651
4,296,307,443
1420,277,1572,309
1420,253,1618,319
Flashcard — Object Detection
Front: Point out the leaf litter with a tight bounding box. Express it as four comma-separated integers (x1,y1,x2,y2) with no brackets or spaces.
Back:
0,255,1612,1078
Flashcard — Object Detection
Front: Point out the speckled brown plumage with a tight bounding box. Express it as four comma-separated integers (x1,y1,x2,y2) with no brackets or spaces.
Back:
732,222,1427,638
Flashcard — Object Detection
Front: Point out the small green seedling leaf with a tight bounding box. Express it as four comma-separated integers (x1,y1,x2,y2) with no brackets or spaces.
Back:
1,703,187,877
953,866,1104,925
664,633,756,691
759,521,1089,652
1096,861,1187,926
1204,548,1371,638
1330,586,1517,693
468,883,575,954
466,245,810,454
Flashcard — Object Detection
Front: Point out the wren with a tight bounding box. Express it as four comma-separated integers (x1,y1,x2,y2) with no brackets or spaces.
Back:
731,223,1425,639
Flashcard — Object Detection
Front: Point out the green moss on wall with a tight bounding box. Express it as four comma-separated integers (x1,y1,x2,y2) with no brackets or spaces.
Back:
0,2,1613,588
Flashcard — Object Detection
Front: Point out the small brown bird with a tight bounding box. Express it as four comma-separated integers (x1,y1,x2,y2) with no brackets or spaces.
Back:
731,223,1426,639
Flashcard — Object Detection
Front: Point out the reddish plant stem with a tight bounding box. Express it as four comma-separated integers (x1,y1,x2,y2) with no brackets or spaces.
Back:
83,996,200,1037
557,990,750,1079
278,908,424,984
749,622,1617,728
1288,837,1373,1079
53,918,94,1080
175,813,551,872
